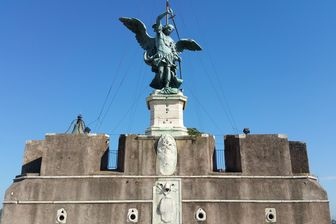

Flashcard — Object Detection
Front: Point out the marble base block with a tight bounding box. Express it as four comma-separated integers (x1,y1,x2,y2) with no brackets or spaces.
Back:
146,90,188,136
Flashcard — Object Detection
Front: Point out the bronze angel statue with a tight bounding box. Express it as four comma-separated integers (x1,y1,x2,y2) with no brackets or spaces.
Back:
120,9,202,93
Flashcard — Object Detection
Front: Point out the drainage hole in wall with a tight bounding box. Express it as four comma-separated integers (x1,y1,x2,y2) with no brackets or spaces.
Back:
59,215,65,221
268,213,274,220
198,213,204,219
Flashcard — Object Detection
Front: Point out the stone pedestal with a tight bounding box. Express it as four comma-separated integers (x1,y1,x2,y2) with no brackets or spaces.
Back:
146,90,188,136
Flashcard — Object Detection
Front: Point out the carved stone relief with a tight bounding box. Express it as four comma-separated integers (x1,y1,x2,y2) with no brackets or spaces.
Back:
153,179,181,224
157,134,177,176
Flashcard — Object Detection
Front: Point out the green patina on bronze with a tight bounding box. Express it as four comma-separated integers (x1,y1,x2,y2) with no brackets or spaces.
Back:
120,9,202,94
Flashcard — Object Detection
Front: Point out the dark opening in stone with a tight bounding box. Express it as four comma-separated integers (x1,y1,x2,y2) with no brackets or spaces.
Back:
130,214,136,220
268,213,274,220
59,215,65,221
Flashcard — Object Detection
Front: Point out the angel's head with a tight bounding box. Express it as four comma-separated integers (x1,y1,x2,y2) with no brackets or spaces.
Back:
163,24,175,35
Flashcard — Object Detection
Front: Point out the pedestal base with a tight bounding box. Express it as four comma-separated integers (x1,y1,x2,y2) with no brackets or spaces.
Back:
145,126,188,136
146,90,188,136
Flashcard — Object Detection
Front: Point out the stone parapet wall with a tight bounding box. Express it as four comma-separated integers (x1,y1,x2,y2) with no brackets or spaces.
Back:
21,134,109,176
225,134,293,175
1,133,331,224
118,135,215,176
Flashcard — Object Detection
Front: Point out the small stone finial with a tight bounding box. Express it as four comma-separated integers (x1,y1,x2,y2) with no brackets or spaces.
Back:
70,115,90,134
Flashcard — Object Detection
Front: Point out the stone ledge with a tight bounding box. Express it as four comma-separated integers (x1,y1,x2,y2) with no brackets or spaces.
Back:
14,174,318,181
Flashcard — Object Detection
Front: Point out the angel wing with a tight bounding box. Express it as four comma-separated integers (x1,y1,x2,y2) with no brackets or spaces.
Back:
175,39,202,53
119,17,155,54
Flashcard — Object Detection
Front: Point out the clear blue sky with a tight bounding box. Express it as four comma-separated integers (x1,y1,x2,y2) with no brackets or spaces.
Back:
0,0,335,218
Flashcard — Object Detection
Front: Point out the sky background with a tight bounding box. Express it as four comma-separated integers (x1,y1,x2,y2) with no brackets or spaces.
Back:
0,0,335,218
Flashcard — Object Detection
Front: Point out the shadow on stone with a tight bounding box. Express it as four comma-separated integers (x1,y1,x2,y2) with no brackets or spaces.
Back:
100,149,109,171
21,157,42,174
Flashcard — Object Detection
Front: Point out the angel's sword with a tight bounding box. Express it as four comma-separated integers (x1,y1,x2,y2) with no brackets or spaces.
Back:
171,19,183,80
166,0,169,25
166,0,183,80
178,60,182,80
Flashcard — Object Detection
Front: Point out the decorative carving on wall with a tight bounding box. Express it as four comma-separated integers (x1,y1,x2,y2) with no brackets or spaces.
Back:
153,179,181,224
265,208,277,223
157,134,177,176
157,182,177,223
56,208,67,224
127,208,138,223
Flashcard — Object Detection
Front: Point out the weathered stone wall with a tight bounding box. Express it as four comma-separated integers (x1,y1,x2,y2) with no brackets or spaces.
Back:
21,140,44,174
117,134,215,175
4,177,327,204
289,141,310,173
1,176,330,223
40,134,109,176
1,133,331,224
183,202,331,223
21,134,109,176
1,203,152,224
225,134,293,175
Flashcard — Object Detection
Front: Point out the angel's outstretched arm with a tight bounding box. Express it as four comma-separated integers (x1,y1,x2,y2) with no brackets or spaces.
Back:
156,12,167,27
156,9,173,27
